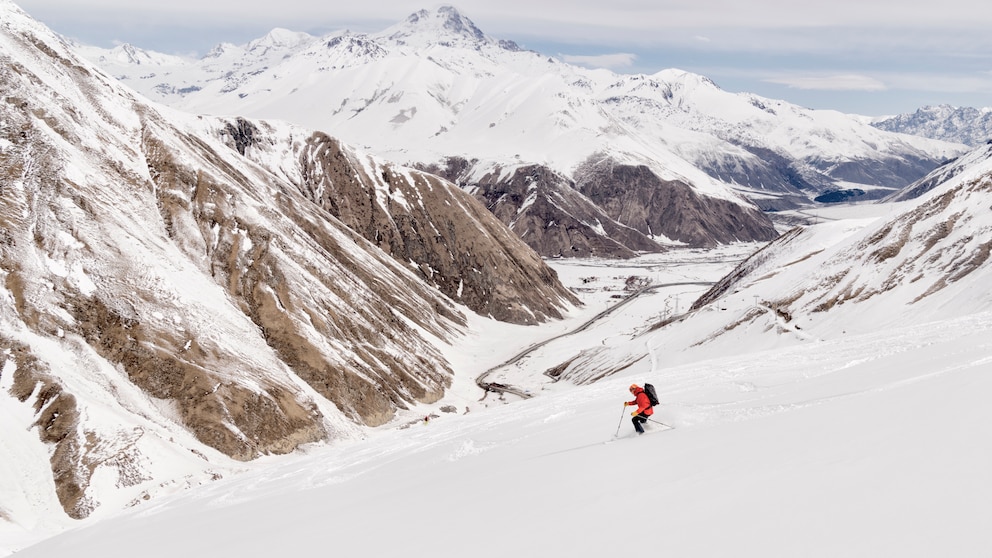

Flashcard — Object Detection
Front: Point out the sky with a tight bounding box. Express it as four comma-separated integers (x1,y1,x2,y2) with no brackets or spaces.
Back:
11,0,992,116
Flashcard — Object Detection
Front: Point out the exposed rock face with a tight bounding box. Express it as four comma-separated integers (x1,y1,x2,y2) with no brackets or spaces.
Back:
0,4,578,521
573,157,780,246
692,160,992,322
425,157,778,258
4,337,92,519
291,134,579,323
792,177,992,313
693,144,818,211
468,164,662,258
682,137,944,208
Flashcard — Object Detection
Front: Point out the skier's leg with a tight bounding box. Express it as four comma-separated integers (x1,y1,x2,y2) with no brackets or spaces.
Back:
632,414,646,434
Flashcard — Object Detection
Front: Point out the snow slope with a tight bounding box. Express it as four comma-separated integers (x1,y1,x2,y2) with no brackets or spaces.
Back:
7,254,991,557
7,193,992,555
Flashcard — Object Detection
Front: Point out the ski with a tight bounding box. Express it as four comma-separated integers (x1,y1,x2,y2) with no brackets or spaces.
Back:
608,424,674,443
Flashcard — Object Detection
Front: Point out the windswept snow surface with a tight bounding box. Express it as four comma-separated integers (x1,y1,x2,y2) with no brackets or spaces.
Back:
7,205,992,557
10,315,991,556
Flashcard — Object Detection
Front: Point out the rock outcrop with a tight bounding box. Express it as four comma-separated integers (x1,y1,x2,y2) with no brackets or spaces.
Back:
0,2,577,521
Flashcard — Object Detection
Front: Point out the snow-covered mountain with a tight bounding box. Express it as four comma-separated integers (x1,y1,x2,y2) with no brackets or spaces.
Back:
883,140,992,202
873,104,992,147
76,6,965,255
0,0,577,523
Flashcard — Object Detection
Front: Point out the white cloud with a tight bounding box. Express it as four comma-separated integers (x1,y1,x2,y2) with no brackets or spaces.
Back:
560,52,637,70
887,72,992,94
765,74,889,92
764,71,992,95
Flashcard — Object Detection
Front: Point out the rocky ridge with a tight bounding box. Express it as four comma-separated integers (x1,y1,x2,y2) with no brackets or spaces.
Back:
872,104,992,147
0,1,575,520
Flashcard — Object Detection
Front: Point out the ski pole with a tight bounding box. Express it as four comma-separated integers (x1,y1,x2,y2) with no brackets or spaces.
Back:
646,418,673,429
614,405,627,437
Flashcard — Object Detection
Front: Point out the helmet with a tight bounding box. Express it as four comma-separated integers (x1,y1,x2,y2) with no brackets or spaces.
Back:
629,384,639,393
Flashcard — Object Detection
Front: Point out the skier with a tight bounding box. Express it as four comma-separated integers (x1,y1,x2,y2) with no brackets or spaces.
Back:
624,384,654,435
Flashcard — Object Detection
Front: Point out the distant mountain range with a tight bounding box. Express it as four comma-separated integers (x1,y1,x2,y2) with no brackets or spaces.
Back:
73,6,969,255
872,105,992,147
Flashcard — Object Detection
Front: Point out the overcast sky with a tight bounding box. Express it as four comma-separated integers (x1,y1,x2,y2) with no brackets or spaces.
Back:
13,0,992,116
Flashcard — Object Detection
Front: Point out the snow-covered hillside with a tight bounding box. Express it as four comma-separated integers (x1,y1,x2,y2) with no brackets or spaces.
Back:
81,19,783,255
884,140,992,202
6,201,991,557
0,0,575,526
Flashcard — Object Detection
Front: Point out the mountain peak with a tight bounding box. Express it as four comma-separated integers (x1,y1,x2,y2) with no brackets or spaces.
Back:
110,42,144,64
654,68,722,91
247,28,314,53
382,6,489,48
411,6,485,39
90,42,189,67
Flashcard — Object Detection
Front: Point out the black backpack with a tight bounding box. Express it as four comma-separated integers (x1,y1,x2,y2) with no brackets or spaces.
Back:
643,383,660,407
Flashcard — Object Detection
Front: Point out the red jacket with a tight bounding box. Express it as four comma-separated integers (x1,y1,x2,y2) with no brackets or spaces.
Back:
628,387,654,416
